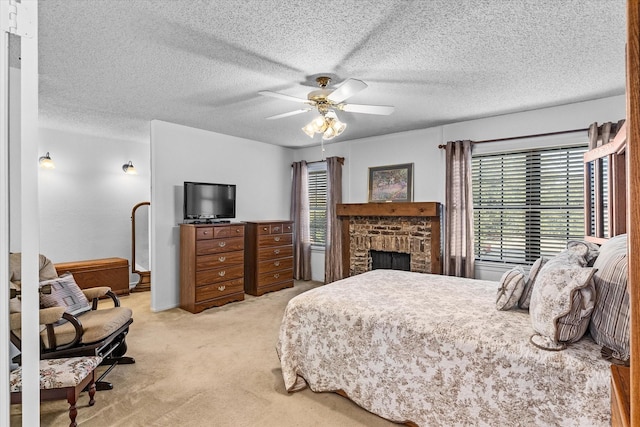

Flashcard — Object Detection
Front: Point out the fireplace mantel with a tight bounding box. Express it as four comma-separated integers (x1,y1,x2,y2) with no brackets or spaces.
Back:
337,202,439,218
337,202,442,278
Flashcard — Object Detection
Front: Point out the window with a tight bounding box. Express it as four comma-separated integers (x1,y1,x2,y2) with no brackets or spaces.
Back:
472,144,587,264
308,162,327,246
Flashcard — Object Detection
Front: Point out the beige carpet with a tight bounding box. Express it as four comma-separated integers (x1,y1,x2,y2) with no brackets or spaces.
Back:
11,281,398,426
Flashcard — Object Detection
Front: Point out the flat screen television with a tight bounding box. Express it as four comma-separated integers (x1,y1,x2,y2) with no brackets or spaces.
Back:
183,181,236,221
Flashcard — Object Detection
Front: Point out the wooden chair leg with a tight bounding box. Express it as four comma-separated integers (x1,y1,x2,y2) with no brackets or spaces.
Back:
88,374,96,406
66,387,78,427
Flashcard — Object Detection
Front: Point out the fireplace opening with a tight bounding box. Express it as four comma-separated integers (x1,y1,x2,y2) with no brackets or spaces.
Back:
370,250,411,271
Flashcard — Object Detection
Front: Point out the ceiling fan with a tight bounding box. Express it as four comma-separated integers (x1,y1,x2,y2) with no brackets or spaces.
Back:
258,76,395,140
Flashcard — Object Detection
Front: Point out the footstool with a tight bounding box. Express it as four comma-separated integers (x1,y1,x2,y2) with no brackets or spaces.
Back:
10,356,103,427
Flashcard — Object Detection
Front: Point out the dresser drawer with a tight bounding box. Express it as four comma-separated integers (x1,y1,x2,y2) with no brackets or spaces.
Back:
214,225,244,238
197,251,244,270
196,227,214,240
258,269,293,287
196,264,244,285
197,237,244,255
256,223,291,235
258,233,292,247
257,257,293,274
196,278,244,302
258,245,293,260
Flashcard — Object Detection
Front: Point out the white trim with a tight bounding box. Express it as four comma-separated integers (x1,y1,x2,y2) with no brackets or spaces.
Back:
0,0,11,422
20,1,39,424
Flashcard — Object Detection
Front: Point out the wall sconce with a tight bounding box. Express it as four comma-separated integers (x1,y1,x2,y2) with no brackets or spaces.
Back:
38,152,55,169
122,161,137,175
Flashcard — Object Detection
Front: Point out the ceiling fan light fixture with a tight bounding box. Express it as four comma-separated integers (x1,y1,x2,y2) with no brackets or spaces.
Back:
322,117,346,140
302,122,316,138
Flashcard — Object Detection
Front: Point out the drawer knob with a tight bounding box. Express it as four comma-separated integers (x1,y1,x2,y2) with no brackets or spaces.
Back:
218,271,226,277
218,285,226,291
218,256,226,262
274,249,280,254
236,228,241,233
263,227,268,231
203,231,208,235
274,273,280,279
274,261,280,267
274,237,281,242
219,241,226,247
274,227,280,232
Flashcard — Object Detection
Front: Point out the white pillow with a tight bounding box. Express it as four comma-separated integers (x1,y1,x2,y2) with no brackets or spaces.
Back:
529,244,596,350
496,266,526,311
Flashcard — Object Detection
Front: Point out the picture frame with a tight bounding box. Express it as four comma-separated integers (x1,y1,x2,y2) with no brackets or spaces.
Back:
368,163,413,202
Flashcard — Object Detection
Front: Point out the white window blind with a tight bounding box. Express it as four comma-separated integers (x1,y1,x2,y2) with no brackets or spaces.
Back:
308,162,327,246
472,144,587,264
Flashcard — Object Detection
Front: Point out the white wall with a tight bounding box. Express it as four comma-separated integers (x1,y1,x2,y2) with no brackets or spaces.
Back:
9,67,151,286
293,95,626,282
37,128,150,269
150,120,293,311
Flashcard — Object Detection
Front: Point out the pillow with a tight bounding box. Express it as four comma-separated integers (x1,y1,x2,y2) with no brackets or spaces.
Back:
518,256,548,310
567,240,600,265
39,273,91,316
529,244,596,350
496,266,526,311
589,234,629,363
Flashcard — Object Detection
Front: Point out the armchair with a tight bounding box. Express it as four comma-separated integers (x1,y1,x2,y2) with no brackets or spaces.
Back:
8,253,135,390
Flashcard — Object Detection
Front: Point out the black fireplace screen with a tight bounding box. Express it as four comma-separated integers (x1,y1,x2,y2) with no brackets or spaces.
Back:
370,250,411,271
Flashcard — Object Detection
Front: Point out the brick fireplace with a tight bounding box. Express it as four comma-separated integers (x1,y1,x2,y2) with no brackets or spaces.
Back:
336,202,442,278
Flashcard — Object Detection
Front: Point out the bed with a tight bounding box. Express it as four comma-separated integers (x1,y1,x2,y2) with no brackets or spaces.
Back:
277,268,613,426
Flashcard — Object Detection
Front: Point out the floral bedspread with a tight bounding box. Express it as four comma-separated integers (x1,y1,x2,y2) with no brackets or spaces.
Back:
277,269,610,426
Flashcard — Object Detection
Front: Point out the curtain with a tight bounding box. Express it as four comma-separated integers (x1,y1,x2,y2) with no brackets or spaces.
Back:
291,161,311,280
443,140,475,278
324,157,343,284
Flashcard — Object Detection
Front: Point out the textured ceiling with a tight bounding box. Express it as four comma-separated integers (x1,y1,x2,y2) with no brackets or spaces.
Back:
25,0,627,147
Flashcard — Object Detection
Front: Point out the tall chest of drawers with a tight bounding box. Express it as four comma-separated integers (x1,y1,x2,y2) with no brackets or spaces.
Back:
179,223,245,313
244,220,294,296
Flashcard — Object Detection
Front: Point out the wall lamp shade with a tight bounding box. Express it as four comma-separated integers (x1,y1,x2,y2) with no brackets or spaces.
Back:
39,152,55,169
122,161,138,175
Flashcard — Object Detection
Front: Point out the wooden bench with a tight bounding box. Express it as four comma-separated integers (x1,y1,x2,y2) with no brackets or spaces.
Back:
10,356,102,427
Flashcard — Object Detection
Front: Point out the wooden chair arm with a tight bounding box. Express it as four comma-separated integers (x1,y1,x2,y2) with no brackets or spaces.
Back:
45,312,83,351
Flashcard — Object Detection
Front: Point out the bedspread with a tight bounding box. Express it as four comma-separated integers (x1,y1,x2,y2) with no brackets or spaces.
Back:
277,269,611,426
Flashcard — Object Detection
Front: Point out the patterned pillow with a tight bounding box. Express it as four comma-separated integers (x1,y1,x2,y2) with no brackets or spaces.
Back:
567,240,601,265
529,244,596,350
496,266,526,311
518,257,548,310
589,234,629,363
39,273,91,316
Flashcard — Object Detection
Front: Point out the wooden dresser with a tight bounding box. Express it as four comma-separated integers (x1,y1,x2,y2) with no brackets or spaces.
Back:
244,220,294,296
179,223,245,313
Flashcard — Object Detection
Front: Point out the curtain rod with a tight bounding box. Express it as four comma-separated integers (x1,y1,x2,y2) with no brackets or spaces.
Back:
292,156,344,166
437,128,589,149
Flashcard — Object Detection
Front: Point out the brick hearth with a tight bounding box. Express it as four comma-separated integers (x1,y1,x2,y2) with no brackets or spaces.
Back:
336,202,442,278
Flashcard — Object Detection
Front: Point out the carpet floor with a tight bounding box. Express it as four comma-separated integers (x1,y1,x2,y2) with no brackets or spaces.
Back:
11,281,398,426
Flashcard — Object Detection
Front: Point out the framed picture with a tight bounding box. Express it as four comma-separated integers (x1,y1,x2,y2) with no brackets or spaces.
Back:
368,163,413,202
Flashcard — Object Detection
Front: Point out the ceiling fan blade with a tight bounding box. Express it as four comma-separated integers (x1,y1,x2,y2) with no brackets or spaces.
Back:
327,78,368,103
265,108,312,120
258,90,310,104
340,103,395,115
